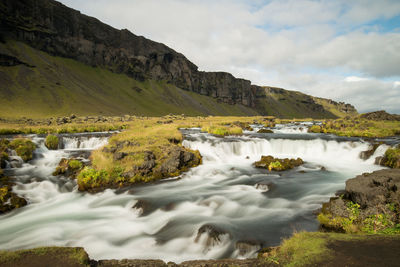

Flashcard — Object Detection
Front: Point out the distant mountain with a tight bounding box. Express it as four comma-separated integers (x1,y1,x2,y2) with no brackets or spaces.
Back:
0,0,357,118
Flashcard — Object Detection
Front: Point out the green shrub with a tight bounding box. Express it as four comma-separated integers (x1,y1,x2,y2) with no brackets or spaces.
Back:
45,135,59,150
384,147,400,168
9,138,36,162
68,159,83,170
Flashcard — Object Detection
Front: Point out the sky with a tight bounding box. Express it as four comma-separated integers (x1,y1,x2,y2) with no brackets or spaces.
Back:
58,0,400,114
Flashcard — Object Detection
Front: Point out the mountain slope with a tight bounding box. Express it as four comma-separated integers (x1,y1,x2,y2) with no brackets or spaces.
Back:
0,0,357,118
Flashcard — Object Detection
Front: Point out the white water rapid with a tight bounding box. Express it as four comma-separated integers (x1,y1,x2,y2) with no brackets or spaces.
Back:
0,129,392,263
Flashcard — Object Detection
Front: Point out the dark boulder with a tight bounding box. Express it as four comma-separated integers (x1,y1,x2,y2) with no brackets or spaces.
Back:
235,240,262,256
194,224,230,247
257,129,273,133
159,147,201,176
359,143,380,160
254,155,303,171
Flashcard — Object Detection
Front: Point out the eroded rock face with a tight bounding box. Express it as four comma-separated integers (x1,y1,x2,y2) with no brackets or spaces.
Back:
0,0,258,107
344,169,400,209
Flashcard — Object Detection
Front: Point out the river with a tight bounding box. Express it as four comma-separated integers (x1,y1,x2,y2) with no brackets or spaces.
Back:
0,124,395,263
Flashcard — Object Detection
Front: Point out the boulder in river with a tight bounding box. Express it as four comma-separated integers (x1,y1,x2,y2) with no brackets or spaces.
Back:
0,177,27,214
194,224,230,247
359,143,380,160
254,155,303,171
235,240,262,256
257,129,273,133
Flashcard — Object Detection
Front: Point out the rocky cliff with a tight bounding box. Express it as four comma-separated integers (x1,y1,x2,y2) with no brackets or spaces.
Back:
0,0,259,107
0,0,356,118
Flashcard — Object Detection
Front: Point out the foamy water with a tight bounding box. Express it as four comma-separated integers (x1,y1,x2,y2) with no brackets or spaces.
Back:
0,128,391,262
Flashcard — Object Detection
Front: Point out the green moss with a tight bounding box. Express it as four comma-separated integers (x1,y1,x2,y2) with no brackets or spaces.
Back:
9,138,36,161
262,232,331,267
0,247,89,266
201,125,243,136
384,147,400,168
68,159,83,170
45,134,59,150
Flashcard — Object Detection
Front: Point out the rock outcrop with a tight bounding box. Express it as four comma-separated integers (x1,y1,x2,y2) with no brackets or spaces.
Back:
0,0,355,119
0,0,258,107
360,110,400,121
318,169,400,233
254,155,303,171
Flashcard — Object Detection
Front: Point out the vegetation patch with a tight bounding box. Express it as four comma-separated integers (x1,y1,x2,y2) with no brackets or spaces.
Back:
308,116,400,137
0,247,89,266
8,138,36,162
254,155,304,171
201,125,243,136
45,134,59,150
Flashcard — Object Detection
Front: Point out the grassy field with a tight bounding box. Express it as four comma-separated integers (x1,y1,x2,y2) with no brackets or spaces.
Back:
309,117,400,137
0,40,354,119
260,232,400,267
0,40,259,119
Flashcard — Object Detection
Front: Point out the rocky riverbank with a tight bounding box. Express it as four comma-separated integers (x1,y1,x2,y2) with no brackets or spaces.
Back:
318,169,400,234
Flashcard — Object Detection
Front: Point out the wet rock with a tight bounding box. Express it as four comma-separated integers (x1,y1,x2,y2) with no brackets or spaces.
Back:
160,147,201,176
257,129,273,133
9,156,23,168
235,240,262,256
194,224,230,247
359,143,380,160
254,182,274,192
52,158,83,178
376,146,400,169
0,178,27,214
132,200,154,216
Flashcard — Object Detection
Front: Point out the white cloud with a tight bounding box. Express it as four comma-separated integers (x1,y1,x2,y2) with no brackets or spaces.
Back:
59,0,400,113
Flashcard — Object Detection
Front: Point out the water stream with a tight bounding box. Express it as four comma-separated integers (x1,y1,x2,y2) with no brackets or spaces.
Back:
0,126,394,263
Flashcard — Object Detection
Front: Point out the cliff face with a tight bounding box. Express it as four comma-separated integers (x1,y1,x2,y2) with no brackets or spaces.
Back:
0,0,258,107
0,0,357,118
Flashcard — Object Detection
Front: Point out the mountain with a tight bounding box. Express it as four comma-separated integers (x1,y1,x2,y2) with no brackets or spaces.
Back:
0,0,357,118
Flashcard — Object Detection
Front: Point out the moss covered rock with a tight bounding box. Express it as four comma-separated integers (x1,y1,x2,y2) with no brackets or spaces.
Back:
53,158,84,178
254,155,303,171
0,177,27,214
376,146,400,169
318,169,400,234
45,134,59,150
9,138,36,162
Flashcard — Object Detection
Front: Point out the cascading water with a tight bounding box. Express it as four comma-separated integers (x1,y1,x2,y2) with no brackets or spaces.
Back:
0,128,392,263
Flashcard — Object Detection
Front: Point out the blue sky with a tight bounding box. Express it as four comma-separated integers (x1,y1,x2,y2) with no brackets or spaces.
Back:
59,0,400,113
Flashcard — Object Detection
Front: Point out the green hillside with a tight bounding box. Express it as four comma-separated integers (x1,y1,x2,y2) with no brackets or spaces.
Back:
0,40,258,118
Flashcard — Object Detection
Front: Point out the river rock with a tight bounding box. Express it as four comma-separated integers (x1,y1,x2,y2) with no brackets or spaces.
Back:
235,240,262,256
0,178,28,214
194,224,230,247
359,143,380,160
254,182,274,192
9,156,23,168
254,155,303,171
159,147,201,176
132,199,155,216
257,129,273,133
